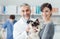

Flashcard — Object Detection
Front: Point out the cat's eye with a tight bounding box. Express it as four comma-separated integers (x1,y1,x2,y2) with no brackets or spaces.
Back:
37,27,38,29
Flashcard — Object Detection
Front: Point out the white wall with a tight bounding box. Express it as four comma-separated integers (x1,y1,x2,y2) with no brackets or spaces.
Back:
0,0,60,7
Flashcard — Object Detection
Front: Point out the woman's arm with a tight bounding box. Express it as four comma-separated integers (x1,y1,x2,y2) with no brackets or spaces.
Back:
41,22,54,39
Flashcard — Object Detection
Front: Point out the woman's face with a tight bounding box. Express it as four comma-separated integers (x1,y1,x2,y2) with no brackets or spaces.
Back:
42,7,52,20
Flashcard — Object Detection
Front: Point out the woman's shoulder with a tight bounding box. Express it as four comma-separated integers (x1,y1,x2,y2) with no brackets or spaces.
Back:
49,21,55,26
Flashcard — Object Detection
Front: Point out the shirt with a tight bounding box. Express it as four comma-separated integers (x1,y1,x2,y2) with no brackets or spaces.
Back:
2,20,17,39
13,17,35,39
39,21,55,39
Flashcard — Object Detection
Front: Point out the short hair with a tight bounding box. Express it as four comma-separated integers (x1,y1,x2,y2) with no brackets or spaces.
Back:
20,3,30,8
10,15,15,19
41,3,52,12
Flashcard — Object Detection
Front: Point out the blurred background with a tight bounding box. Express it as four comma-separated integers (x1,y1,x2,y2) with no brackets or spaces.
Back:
0,0,60,39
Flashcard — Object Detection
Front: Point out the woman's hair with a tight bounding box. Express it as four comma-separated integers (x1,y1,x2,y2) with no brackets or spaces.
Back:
10,15,15,19
41,3,52,12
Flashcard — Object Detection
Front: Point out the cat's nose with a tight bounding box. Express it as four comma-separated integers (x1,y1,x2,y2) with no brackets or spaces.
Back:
34,29,38,32
35,30,38,32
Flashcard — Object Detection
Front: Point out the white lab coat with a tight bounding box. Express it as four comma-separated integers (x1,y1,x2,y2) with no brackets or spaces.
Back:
13,17,35,39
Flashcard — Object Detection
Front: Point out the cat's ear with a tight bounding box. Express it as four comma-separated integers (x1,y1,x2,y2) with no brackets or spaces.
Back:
35,17,40,22
36,19,39,22
27,20,33,24
35,19,40,25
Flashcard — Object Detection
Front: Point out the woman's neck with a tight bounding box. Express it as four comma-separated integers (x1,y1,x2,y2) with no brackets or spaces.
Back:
44,18,51,24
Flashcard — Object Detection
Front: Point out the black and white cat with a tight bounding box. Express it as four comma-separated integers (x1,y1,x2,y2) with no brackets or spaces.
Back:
27,19,41,39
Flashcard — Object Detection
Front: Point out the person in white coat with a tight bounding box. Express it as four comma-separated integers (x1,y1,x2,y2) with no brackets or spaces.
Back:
13,3,32,39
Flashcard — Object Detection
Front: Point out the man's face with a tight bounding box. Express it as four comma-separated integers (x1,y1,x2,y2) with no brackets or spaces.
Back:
10,19,14,23
21,6,31,18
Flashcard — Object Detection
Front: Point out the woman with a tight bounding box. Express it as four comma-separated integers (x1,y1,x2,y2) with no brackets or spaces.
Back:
40,3,55,39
